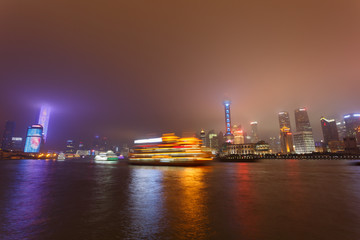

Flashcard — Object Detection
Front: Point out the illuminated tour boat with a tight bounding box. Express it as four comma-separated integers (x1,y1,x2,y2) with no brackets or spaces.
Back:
129,133,213,166
95,150,119,161
57,152,66,161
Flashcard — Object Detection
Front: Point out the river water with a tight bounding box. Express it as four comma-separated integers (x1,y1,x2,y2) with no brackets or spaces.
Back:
0,159,359,240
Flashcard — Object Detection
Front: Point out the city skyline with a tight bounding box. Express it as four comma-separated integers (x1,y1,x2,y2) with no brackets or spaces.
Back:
1,0,360,148
1,102,359,150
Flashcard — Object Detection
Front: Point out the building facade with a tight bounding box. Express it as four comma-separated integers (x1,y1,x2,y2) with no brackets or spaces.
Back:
250,121,259,143
295,108,312,132
268,136,281,153
293,108,315,154
200,129,206,146
337,121,347,141
293,131,316,154
280,127,294,153
206,130,219,150
278,112,294,153
11,137,23,151
232,125,244,144
24,124,43,153
65,140,76,154
320,117,339,146
223,143,255,155
279,111,291,129
344,113,360,144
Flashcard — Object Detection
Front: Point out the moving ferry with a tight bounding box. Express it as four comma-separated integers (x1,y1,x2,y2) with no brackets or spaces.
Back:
94,150,118,161
129,133,213,166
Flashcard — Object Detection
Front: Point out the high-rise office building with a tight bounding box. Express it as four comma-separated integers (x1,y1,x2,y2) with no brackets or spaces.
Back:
250,121,259,143
217,131,225,148
1,121,15,151
344,137,359,153
65,140,76,153
344,113,360,144
223,100,233,142
268,137,281,153
11,137,23,151
320,117,339,145
293,108,315,154
337,121,347,140
232,125,244,144
24,124,43,153
278,112,293,153
280,127,294,153
38,105,51,142
293,131,316,154
295,108,312,132
278,111,291,129
207,130,219,150
200,129,206,146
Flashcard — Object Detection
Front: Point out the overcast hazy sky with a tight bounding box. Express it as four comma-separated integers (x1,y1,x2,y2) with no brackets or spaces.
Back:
1,0,360,148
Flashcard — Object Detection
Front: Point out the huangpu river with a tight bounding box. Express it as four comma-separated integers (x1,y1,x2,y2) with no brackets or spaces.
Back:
0,159,360,240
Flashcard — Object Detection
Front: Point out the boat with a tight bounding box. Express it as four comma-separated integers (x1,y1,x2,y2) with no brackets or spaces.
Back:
57,152,66,161
94,150,118,161
106,150,119,161
129,133,213,166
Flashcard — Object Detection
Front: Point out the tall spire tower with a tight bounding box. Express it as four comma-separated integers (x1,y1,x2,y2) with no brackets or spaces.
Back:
223,100,233,142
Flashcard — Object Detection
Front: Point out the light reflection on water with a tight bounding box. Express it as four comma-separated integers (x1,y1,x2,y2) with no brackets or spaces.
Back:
0,160,360,240
127,167,165,239
162,167,213,239
1,160,51,239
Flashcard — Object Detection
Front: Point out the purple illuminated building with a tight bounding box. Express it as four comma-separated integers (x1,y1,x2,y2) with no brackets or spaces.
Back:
24,124,43,153
38,105,51,142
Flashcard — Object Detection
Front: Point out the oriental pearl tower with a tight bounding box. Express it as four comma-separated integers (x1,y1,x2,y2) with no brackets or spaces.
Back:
223,100,234,143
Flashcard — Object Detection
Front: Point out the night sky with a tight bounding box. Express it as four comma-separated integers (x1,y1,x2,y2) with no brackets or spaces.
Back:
1,0,360,149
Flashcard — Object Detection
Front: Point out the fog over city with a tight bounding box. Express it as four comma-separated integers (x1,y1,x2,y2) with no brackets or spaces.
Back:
1,0,360,148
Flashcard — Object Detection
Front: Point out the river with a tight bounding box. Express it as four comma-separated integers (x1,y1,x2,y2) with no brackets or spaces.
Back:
0,159,359,239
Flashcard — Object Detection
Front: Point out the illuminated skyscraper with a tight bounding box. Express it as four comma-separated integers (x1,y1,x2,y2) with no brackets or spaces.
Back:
293,132,315,154
337,121,347,140
200,129,206,146
11,137,23,151
232,125,244,144
38,105,51,142
65,140,76,153
344,113,360,144
250,121,259,143
24,124,43,153
278,112,293,153
278,111,291,129
293,108,315,153
280,127,294,153
320,117,339,146
223,100,233,142
295,108,312,132
269,136,281,153
207,130,219,150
